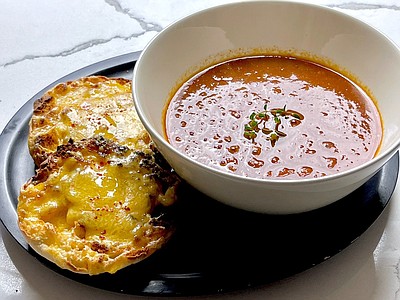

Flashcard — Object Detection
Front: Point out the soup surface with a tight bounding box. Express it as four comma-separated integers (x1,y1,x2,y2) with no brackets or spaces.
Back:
165,56,382,179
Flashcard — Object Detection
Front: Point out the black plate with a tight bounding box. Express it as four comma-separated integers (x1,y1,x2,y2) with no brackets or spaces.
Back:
0,52,398,296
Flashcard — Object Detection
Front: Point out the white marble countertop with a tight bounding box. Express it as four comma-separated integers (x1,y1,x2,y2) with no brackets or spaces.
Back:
1,0,400,299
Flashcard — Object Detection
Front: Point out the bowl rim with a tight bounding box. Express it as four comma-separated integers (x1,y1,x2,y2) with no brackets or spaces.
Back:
133,0,400,186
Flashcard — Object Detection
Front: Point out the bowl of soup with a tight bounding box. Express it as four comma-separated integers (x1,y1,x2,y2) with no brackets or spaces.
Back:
133,1,400,214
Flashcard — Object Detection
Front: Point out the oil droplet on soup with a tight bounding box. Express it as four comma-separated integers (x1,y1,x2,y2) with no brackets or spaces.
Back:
165,56,382,179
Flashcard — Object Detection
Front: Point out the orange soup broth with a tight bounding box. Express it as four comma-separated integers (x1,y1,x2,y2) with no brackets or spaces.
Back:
164,56,382,180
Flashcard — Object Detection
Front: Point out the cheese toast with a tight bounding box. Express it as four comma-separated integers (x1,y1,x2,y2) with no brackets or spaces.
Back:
18,137,179,275
28,76,150,166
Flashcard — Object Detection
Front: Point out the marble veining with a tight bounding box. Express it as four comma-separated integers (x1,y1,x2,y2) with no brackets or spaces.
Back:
329,3,400,10
395,256,400,299
104,0,163,32
1,0,399,69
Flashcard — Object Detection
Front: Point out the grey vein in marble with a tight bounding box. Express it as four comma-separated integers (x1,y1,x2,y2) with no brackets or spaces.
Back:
105,0,163,32
2,33,152,68
394,255,400,299
3,0,161,68
328,2,400,10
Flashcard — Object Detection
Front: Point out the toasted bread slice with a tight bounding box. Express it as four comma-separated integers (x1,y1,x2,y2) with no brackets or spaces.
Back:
18,137,179,275
28,76,150,166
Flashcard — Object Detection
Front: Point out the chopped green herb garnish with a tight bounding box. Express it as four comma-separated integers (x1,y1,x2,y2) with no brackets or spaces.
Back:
243,104,304,147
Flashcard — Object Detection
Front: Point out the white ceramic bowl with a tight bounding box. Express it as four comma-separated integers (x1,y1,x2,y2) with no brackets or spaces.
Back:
133,1,400,214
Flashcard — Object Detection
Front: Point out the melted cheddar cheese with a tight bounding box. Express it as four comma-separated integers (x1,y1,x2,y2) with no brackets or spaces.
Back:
18,137,178,275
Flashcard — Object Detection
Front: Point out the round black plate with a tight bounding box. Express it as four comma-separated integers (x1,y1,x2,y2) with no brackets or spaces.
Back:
0,52,398,296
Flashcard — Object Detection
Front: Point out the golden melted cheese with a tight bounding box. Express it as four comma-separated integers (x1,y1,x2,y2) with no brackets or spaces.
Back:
18,137,179,275
28,76,150,166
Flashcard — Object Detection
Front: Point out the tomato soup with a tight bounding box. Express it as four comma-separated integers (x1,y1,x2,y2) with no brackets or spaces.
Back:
165,56,382,179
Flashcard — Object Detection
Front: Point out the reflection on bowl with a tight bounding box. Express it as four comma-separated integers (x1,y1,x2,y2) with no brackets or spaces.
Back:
133,1,400,214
